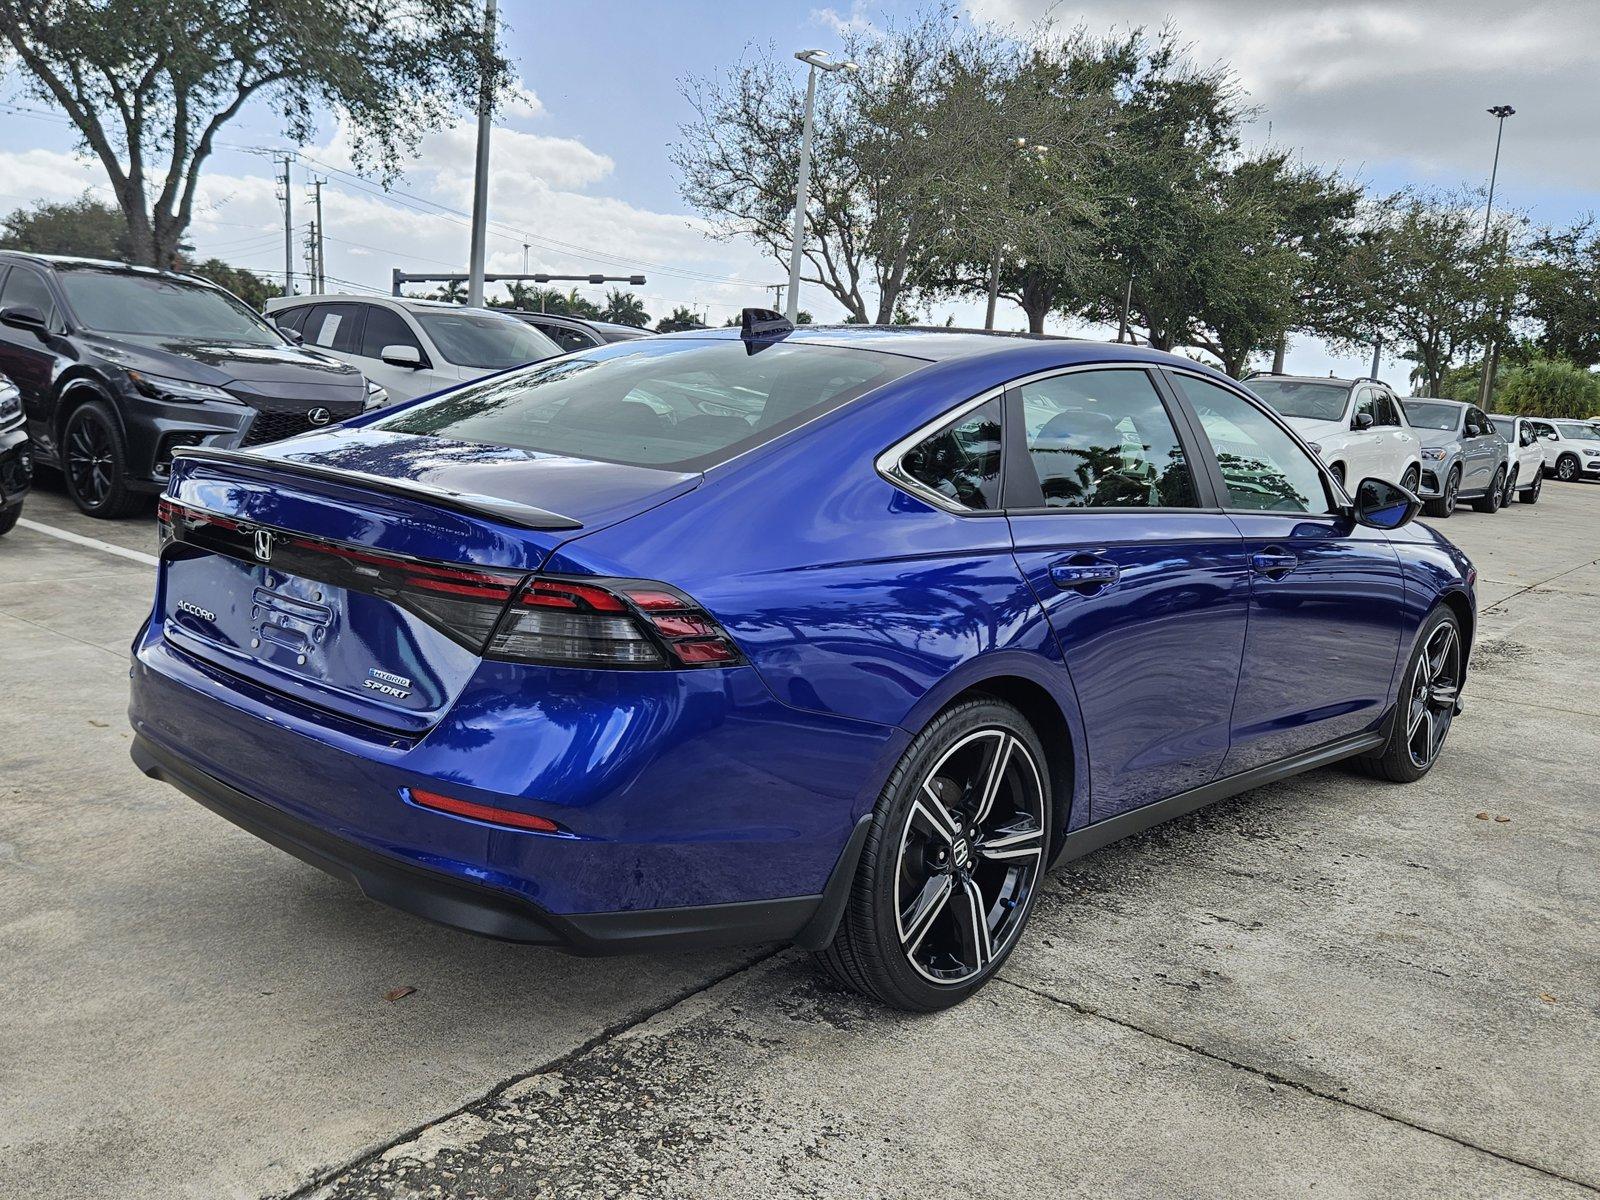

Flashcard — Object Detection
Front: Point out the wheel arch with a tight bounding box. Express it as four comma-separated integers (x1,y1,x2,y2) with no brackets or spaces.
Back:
901,659,1086,862
52,372,121,447
1439,587,1475,659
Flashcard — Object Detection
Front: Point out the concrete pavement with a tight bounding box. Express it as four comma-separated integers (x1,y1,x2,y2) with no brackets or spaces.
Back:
2,477,1596,1198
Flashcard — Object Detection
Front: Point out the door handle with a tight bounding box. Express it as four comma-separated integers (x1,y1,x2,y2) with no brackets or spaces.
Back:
1251,551,1298,578
1050,560,1121,593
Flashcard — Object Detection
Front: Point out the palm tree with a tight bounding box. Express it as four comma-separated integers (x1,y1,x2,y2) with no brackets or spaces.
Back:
600,289,650,328
429,278,467,304
656,306,707,333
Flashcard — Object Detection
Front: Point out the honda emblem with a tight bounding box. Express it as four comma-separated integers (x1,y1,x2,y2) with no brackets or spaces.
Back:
254,529,274,562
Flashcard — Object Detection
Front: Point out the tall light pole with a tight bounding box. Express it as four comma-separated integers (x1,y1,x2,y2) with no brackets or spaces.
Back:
1478,104,1516,406
785,50,856,323
1482,104,1515,243
466,0,498,309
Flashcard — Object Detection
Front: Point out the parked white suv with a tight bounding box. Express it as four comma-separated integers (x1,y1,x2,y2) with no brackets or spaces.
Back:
265,295,563,404
1242,374,1422,492
1488,413,1545,504
1525,417,1600,483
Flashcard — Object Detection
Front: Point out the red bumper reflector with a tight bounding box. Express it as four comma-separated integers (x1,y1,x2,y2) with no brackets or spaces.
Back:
409,788,559,832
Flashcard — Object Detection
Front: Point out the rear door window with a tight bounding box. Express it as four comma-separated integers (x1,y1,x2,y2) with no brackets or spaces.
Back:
1016,369,1197,508
305,303,365,354
375,337,918,469
530,319,599,354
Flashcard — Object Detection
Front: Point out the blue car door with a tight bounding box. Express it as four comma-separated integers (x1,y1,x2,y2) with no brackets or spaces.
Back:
1005,366,1250,822
1164,372,1408,774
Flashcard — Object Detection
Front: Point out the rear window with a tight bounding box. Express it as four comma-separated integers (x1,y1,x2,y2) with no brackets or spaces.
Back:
374,337,918,469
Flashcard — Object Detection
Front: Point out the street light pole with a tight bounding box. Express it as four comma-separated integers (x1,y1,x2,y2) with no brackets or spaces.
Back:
1482,105,1515,243
785,50,856,324
1478,104,1516,407
466,0,498,309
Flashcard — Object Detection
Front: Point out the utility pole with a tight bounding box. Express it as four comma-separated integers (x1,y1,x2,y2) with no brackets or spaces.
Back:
466,0,498,308
303,224,318,295
278,156,295,295
1369,333,1383,380
309,178,326,293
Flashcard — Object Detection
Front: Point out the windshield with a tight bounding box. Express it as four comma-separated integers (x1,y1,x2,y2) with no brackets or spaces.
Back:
1490,417,1515,440
412,310,560,370
374,337,918,469
1242,380,1349,421
1401,401,1461,431
1555,422,1600,441
58,268,282,345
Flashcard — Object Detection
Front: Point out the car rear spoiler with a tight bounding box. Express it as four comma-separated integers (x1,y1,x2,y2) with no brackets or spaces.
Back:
170,446,583,532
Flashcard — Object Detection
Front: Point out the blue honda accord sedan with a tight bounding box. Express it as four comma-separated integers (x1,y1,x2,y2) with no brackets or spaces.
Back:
129,316,1475,1010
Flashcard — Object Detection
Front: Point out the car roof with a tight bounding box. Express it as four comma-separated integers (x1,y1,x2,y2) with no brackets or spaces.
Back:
266,293,521,318
0,251,216,286
649,324,1096,363
1243,373,1360,388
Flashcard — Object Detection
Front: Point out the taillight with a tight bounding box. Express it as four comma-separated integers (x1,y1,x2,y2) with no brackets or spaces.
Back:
488,576,743,669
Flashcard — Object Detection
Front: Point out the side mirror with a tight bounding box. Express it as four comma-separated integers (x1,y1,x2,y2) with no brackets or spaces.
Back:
1352,477,1420,530
1544,432,1558,441
1352,410,1374,431
381,344,424,369
277,325,304,344
0,305,49,336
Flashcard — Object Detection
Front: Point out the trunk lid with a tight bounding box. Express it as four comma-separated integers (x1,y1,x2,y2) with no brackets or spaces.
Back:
157,428,698,731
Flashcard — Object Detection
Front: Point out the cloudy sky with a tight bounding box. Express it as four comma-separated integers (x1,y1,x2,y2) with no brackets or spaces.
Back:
1,0,1594,379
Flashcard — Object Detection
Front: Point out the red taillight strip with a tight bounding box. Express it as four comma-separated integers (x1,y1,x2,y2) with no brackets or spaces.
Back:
290,537,523,598
408,787,560,832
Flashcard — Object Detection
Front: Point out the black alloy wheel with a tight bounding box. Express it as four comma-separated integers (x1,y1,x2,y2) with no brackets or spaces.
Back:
1401,464,1420,494
62,401,143,518
1424,466,1460,519
818,699,1052,1011
1520,470,1541,504
1354,608,1464,783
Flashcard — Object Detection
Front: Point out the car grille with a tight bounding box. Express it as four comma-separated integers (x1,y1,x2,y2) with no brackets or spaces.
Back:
240,400,362,447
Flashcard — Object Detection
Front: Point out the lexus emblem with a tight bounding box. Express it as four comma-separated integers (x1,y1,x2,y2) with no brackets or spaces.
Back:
253,529,274,562
306,407,332,426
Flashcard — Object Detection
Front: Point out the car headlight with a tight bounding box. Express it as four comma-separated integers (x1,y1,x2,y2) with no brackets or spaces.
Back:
363,378,388,410
1584,448,1600,457
128,370,238,404
1306,442,1322,457
0,380,21,429
1420,447,1447,460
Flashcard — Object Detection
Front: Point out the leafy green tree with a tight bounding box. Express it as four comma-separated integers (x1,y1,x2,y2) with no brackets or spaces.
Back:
430,279,468,304
599,289,650,328
655,306,706,333
1363,191,1512,397
1487,357,1600,417
1523,221,1600,368
0,0,510,267
188,258,281,310
0,193,143,259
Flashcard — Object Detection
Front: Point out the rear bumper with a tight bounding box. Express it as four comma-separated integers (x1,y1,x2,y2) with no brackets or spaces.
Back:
132,731,869,954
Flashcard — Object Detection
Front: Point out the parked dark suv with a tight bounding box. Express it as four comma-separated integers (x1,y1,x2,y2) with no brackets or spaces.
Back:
0,253,370,517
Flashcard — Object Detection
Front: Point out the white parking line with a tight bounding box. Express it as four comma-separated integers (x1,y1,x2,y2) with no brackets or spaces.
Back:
17,518,159,567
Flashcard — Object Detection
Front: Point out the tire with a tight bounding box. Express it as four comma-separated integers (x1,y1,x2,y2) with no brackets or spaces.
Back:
0,503,19,536
1329,463,1346,490
1400,465,1420,494
1520,470,1541,504
1556,454,1580,483
816,697,1053,1012
61,400,144,519
1472,467,1505,513
1423,466,1459,519
1352,606,1464,784
1501,468,1517,508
